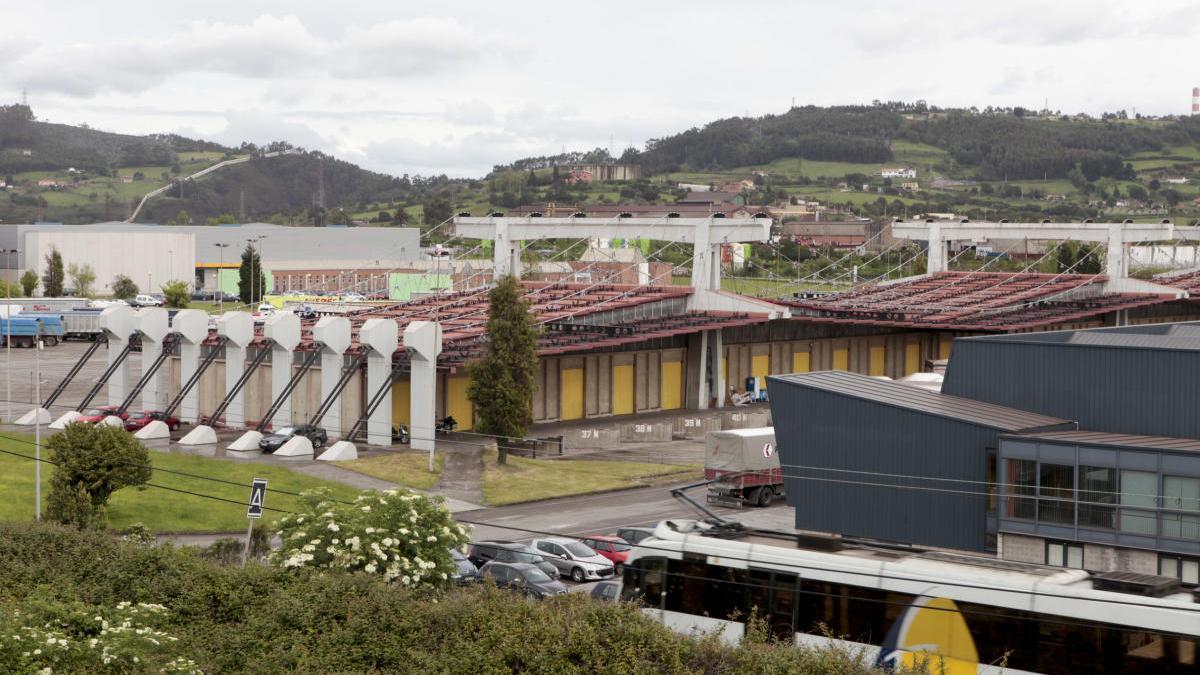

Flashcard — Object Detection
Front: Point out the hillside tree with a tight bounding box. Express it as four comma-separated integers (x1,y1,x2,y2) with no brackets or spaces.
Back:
46,423,152,529
467,275,539,463
422,196,453,227
19,270,37,297
67,262,96,297
111,274,138,300
42,247,64,297
238,244,266,305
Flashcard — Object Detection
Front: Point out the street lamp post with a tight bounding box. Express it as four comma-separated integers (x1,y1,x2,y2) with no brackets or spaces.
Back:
214,243,230,311
2,248,17,424
34,336,41,520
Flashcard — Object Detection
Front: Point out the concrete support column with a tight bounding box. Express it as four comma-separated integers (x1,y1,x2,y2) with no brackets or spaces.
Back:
313,316,351,439
359,318,399,446
403,321,442,451
263,312,300,429
926,221,946,273
685,330,708,409
708,329,725,408
134,307,169,411
217,311,254,428
1107,222,1126,279
690,217,718,292
98,305,136,407
171,310,210,423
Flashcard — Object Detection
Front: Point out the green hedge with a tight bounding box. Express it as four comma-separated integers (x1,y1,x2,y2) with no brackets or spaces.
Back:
0,523,892,673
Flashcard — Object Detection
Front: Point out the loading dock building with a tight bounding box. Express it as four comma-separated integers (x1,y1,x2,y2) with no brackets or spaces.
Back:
767,371,1073,552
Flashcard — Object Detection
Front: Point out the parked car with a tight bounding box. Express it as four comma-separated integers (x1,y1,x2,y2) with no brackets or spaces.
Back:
589,580,621,602
131,294,163,307
578,535,633,569
258,424,328,453
124,410,181,432
616,526,656,546
530,537,616,582
77,405,129,424
479,562,566,599
467,541,558,578
449,548,479,585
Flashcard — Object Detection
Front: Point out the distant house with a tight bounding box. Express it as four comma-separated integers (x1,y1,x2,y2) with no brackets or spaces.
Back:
36,179,58,187
19,149,32,157
1163,176,1189,185
881,167,916,179
120,175,134,184
564,169,593,185
568,163,640,182
677,182,711,192
719,179,755,193
900,181,920,192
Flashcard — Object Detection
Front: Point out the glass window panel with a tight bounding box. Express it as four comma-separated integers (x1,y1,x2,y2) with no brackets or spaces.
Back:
1039,464,1075,500
1183,560,1199,585
1038,499,1075,525
1005,459,1036,520
1161,513,1200,540
1119,509,1157,535
1160,557,1176,578
1120,470,1157,508
1047,544,1064,567
1066,545,1083,569
1163,476,1200,512
1079,466,1116,529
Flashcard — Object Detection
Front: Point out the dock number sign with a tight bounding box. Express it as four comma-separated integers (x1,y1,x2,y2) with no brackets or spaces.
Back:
762,443,774,459
246,478,268,519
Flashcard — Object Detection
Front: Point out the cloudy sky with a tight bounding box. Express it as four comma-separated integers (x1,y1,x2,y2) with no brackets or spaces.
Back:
2,0,1198,177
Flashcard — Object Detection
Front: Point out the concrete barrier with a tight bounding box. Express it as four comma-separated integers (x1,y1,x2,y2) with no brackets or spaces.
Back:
619,420,674,443
721,409,771,430
560,426,622,450
673,414,723,438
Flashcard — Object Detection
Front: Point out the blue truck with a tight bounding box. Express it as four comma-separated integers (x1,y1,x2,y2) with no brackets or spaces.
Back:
0,315,65,347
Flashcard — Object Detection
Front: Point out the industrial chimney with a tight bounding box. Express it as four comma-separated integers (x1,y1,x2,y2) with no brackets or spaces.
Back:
1193,87,1199,115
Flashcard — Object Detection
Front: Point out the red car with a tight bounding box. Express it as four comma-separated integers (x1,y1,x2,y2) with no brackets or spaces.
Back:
579,536,633,568
77,405,129,424
124,410,181,432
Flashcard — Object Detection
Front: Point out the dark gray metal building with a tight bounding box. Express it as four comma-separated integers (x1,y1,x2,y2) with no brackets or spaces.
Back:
942,322,1200,439
767,371,1073,552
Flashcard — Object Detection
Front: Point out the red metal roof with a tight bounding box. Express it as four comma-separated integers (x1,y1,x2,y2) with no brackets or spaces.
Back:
1155,269,1200,293
781,271,1175,331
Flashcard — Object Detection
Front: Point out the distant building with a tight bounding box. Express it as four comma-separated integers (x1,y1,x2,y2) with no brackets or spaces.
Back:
564,169,593,185
881,167,916,179
36,179,58,187
678,191,745,206
19,149,31,157
720,179,755,193
677,182,711,192
900,181,920,192
568,164,640,182
120,175,134,184
1163,177,1189,185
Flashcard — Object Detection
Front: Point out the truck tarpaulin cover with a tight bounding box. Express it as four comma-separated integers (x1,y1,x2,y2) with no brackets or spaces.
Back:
705,427,778,473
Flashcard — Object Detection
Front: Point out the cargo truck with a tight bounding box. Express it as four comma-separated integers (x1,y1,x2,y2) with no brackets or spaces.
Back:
19,309,103,341
705,427,784,508
0,316,65,347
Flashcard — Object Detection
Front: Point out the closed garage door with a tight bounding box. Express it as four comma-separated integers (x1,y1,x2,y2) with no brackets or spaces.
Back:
561,367,584,420
612,363,634,415
661,360,682,410
446,375,474,430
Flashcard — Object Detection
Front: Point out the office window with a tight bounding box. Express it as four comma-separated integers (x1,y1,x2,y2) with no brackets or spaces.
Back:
1162,476,1200,540
1119,470,1157,535
1005,459,1036,520
1046,541,1084,569
1159,555,1200,586
1038,463,1075,525
1078,466,1116,530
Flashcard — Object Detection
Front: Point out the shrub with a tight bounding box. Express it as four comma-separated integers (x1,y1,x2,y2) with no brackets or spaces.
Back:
271,488,470,588
111,274,138,300
160,280,190,308
46,424,151,529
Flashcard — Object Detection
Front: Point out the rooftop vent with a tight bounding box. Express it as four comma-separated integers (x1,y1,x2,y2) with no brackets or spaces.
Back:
456,211,472,218
666,212,681,218
1091,571,1181,598
488,211,505,217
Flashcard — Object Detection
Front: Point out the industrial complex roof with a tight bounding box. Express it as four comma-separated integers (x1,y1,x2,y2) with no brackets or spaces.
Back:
954,321,1200,349
768,370,1073,431
1068,332,1200,351
781,271,1175,331
1004,429,1200,454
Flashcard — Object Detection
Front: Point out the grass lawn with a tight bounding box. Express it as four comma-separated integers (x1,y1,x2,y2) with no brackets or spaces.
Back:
336,450,444,490
481,452,701,506
0,433,360,532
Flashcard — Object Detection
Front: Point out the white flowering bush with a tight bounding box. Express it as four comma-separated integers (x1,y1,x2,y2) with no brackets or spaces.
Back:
0,599,200,674
271,487,471,589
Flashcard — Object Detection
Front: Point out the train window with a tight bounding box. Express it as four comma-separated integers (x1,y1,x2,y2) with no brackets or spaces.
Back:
1045,541,1083,569
621,557,666,607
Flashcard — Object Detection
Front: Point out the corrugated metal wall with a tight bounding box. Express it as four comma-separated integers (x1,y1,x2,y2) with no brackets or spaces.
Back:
944,339,1200,439
768,377,995,552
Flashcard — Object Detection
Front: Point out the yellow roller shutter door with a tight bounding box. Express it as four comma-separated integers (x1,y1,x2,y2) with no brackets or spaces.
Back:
560,368,584,420
904,343,921,375
612,364,634,415
446,376,474,431
791,351,810,373
391,378,411,426
869,346,886,377
661,360,682,410
833,348,849,371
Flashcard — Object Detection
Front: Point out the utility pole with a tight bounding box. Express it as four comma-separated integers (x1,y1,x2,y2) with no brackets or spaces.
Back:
34,336,41,520
2,248,16,423
214,243,230,310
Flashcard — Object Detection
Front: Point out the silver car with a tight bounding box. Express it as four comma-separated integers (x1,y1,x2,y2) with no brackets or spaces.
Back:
531,537,615,582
